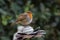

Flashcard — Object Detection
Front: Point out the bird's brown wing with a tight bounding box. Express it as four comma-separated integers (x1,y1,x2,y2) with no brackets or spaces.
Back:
10,14,27,26
16,13,28,24
16,14,27,22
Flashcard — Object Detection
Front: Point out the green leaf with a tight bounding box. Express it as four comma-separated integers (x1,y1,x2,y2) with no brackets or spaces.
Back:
2,16,8,26
0,9,7,15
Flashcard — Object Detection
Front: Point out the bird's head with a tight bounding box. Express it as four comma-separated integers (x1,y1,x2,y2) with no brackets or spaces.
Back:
24,11,32,19
24,11,32,14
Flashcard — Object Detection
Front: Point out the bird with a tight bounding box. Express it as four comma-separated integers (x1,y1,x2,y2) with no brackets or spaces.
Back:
16,11,33,25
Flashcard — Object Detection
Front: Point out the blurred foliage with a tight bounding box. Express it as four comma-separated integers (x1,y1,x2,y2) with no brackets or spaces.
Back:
0,0,60,40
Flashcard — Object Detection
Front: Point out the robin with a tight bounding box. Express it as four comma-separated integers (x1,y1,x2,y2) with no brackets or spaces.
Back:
16,11,33,25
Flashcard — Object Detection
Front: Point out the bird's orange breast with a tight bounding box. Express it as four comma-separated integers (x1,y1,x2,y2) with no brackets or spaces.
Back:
27,13,32,19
